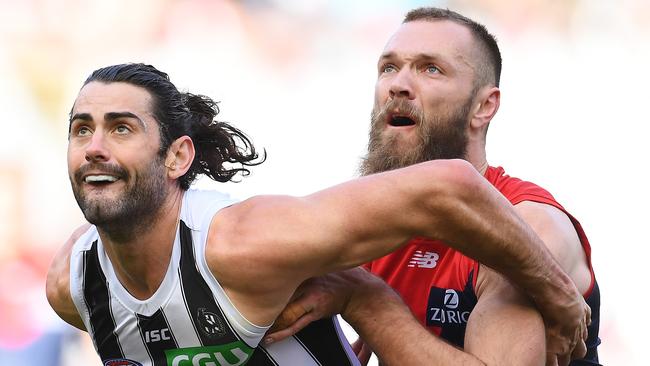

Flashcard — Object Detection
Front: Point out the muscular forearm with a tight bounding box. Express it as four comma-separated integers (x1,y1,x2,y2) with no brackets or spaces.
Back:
342,270,485,366
424,162,577,312
416,162,587,363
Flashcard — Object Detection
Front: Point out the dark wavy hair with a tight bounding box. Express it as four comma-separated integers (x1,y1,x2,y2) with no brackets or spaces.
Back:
81,63,265,190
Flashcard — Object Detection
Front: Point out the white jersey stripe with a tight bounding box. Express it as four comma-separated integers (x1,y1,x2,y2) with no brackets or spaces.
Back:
260,337,322,366
165,276,201,348
110,297,151,364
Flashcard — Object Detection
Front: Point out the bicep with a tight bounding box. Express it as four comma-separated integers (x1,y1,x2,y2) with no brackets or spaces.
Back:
214,187,422,279
207,189,427,323
514,201,591,293
465,266,545,365
46,224,89,331
215,159,524,282
47,288,86,331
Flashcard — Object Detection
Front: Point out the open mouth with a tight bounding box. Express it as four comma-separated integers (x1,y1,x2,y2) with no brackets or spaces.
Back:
83,174,120,186
389,115,416,127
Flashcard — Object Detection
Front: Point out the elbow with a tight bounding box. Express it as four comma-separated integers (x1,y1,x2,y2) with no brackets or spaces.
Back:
434,159,482,186
416,159,489,234
45,266,62,310
421,159,485,205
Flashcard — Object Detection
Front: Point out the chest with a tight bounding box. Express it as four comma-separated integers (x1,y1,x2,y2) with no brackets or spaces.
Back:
369,238,478,347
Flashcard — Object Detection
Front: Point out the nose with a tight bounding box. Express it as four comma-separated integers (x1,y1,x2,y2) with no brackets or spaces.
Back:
388,69,415,100
85,132,110,163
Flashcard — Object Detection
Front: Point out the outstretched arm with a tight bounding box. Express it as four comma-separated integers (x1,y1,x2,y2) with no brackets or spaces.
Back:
267,201,593,365
211,159,587,352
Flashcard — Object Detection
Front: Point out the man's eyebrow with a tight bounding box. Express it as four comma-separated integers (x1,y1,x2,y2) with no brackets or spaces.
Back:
69,112,92,123
104,111,147,130
378,51,396,63
68,111,148,132
378,51,448,64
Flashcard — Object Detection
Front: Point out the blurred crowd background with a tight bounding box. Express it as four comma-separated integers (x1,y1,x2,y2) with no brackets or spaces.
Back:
1,0,648,364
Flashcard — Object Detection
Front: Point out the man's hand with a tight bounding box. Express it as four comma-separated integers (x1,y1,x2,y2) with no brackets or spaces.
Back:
264,268,365,345
351,339,373,366
268,267,491,365
536,283,591,366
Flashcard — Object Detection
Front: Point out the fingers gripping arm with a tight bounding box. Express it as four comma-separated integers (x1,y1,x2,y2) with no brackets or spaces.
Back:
266,268,485,366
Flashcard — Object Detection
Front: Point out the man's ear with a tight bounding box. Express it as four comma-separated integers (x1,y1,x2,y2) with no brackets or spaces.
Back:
164,136,195,179
470,86,500,130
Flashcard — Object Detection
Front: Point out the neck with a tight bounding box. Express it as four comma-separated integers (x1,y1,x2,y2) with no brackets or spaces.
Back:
472,159,489,175
98,188,184,300
465,132,488,175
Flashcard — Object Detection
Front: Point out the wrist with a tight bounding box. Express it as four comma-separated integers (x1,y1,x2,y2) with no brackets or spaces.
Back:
341,272,403,326
525,264,578,314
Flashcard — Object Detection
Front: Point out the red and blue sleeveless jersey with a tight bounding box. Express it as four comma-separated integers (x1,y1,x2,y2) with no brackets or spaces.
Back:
366,166,601,364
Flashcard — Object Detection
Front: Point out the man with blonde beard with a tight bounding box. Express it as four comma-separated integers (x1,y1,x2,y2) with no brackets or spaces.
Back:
265,7,600,366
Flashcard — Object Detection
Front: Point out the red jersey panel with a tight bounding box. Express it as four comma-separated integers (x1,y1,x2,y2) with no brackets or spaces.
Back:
366,166,600,358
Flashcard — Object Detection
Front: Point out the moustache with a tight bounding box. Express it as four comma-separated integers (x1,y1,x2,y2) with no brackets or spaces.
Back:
372,98,424,126
74,163,128,184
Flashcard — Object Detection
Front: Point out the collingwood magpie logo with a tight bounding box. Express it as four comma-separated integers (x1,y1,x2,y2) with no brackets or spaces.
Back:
197,308,226,339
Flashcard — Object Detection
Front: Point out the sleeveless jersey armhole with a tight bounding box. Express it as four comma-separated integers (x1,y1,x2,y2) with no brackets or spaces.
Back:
68,226,100,348
183,190,270,348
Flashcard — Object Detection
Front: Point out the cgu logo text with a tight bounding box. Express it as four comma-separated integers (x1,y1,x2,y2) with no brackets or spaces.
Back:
165,343,253,366
429,289,470,324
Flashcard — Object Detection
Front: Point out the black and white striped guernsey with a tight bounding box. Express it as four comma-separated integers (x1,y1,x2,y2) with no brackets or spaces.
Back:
69,189,360,366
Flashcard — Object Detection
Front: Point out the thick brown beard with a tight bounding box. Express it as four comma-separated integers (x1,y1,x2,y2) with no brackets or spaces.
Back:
70,156,169,242
359,97,473,176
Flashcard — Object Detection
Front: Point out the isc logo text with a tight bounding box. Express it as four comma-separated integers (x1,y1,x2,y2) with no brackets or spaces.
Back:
144,328,171,343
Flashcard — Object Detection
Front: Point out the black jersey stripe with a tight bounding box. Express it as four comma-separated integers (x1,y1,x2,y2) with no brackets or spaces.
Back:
80,250,94,335
160,310,180,347
581,280,601,364
178,265,203,346
292,318,354,366
178,220,240,346
135,310,155,366
136,309,178,366
248,346,279,366
291,335,321,365
83,241,124,361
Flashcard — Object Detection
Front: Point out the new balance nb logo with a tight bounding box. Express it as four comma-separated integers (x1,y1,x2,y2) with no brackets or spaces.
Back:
408,250,439,268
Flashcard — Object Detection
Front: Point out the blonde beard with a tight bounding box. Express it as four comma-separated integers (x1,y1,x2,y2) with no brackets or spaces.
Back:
360,129,430,176
360,98,473,176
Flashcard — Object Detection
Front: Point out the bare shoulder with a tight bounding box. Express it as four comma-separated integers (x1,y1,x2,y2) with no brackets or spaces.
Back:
514,201,591,292
204,195,307,285
46,223,90,331
203,196,312,325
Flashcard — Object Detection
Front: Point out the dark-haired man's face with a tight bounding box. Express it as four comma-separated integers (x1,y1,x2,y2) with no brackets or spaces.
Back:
67,82,169,231
361,20,479,175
